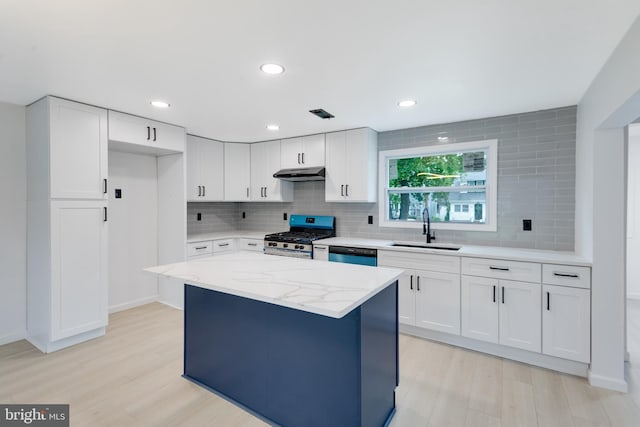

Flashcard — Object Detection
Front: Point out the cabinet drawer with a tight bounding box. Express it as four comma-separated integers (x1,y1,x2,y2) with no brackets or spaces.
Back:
187,241,213,258
213,239,235,254
238,238,263,252
462,257,541,283
542,264,590,289
378,250,460,274
313,244,329,261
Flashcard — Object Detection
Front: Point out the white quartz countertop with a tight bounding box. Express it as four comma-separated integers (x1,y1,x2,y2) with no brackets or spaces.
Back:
187,231,272,243
145,252,403,318
313,237,591,266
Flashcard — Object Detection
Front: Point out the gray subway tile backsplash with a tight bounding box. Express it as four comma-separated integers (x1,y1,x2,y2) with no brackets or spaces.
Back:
187,105,576,251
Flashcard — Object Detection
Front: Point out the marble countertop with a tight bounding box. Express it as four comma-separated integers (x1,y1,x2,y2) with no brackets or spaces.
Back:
145,252,403,318
187,231,272,243
313,237,591,266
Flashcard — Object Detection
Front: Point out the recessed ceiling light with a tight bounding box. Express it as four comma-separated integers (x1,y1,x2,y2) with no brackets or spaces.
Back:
437,136,449,142
151,100,170,108
267,124,280,131
260,63,285,75
398,99,417,108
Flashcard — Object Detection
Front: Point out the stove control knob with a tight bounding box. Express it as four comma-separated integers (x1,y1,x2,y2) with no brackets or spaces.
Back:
268,242,277,247
283,243,288,248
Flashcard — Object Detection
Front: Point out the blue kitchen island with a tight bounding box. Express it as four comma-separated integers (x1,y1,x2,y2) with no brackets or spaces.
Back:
146,252,403,427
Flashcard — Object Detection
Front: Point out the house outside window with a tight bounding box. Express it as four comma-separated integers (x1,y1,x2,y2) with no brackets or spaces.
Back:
378,139,498,231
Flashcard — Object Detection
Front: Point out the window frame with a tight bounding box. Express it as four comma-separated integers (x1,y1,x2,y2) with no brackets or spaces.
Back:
378,139,498,231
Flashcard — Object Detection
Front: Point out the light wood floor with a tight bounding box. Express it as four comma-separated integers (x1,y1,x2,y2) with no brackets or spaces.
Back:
1,303,639,427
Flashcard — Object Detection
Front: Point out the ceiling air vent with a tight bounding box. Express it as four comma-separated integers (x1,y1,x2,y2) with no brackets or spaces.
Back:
309,109,335,119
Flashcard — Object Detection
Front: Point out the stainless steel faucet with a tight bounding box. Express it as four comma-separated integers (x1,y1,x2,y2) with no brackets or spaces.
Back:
422,207,436,244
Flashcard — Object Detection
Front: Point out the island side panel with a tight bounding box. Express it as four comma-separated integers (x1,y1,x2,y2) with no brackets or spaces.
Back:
360,281,399,427
183,284,363,427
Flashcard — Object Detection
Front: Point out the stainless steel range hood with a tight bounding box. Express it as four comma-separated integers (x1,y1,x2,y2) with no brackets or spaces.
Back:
273,166,326,181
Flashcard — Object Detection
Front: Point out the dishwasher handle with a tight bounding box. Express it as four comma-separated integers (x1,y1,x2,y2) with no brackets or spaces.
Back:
328,246,377,257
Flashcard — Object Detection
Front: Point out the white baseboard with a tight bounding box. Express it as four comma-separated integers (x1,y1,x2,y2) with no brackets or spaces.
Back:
109,295,159,313
588,370,628,392
400,324,589,377
0,330,27,346
158,300,184,311
27,327,106,354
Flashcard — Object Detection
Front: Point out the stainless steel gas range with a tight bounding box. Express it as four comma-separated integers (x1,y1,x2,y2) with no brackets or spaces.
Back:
264,215,336,259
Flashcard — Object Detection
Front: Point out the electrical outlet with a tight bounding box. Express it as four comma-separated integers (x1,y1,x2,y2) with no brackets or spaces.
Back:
283,213,288,221
115,189,122,199
523,219,532,231
197,213,202,221
368,215,373,224
242,212,246,219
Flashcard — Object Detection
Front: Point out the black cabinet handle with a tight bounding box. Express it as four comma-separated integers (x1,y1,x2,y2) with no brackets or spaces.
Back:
202,186,205,197
501,287,505,304
246,187,249,198
147,126,150,140
153,127,157,141
417,276,420,291
297,153,301,164
553,272,579,278
341,184,344,196
301,152,305,164
103,178,107,194
547,292,550,311
410,275,413,290
198,185,201,197
493,285,496,303
247,243,258,247
490,266,510,272
195,246,207,250
264,187,267,198
345,184,349,197
103,207,107,222
218,243,229,247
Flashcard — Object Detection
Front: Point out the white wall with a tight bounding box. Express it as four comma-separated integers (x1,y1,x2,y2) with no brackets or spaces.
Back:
628,124,640,299
0,102,26,344
576,15,640,391
108,151,159,312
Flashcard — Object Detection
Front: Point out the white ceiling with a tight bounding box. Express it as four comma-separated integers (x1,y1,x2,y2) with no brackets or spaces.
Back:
1,1,639,142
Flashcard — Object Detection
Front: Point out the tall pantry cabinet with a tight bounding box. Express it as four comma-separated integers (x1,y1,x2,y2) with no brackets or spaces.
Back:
27,97,109,352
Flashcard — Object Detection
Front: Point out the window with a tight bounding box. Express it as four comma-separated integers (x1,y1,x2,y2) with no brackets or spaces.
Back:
378,139,497,231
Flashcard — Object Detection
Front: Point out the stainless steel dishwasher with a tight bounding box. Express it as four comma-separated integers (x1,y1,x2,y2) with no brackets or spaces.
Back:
328,246,377,266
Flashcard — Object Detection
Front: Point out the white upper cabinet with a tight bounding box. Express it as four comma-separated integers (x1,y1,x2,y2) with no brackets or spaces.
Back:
281,134,325,169
325,128,377,202
49,97,108,200
224,143,251,201
187,135,224,202
108,111,185,154
250,140,293,202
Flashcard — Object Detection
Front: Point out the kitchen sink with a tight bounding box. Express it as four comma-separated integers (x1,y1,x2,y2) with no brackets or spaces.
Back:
390,243,461,251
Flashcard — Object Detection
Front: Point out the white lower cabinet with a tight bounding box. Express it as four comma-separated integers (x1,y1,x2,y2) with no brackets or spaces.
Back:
542,284,590,363
461,275,541,352
51,201,108,341
379,250,460,335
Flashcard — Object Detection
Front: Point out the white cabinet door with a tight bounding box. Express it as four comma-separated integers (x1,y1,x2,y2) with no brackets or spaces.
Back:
224,143,251,201
251,140,292,202
415,270,460,334
461,276,499,343
108,111,184,153
280,135,325,168
187,135,224,202
398,271,416,326
300,134,325,167
542,285,590,362
50,200,108,341
499,280,541,352
324,131,347,201
281,137,302,169
325,128,377,202
50,98,108,200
